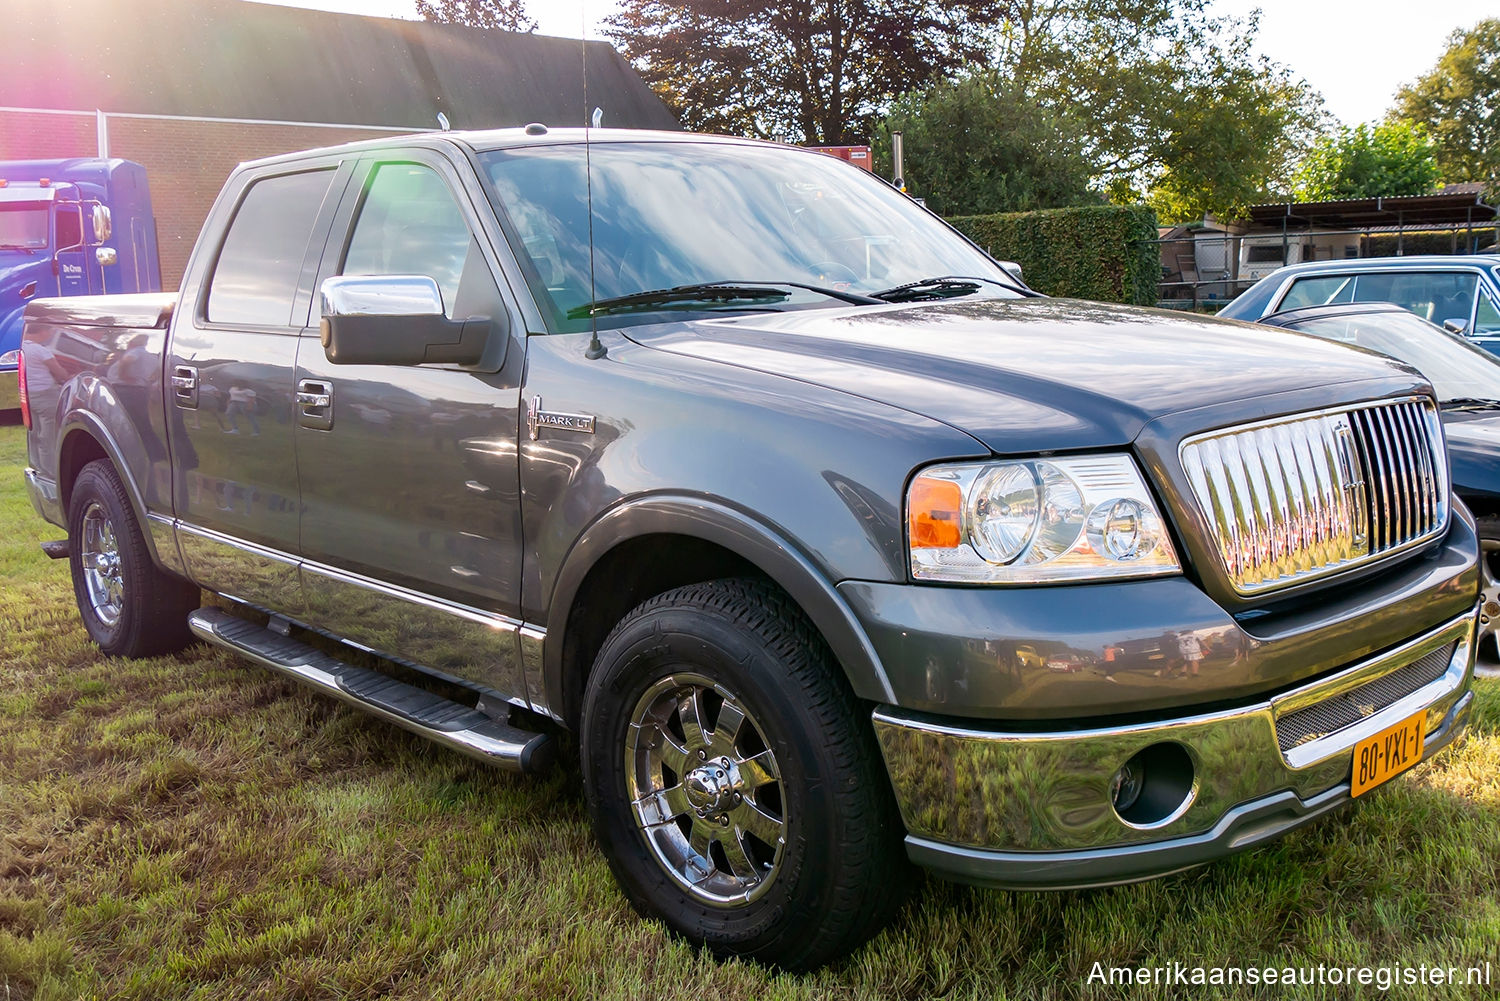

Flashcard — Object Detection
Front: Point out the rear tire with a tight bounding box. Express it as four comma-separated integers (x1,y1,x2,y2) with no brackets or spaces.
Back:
68,459,199,658
580,578,908,970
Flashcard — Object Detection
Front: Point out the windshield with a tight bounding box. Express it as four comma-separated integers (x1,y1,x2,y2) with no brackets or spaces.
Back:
477,141,1018,331
1282,310,1500,403
0,203,49,250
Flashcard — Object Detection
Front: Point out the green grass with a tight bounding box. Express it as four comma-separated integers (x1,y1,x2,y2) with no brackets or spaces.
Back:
1,421,1498,999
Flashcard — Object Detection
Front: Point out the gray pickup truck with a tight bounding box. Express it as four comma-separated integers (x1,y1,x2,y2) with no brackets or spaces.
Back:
19,128,1480,969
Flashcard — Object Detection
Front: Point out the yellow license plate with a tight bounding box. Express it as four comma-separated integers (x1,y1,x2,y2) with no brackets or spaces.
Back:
1350,711,1427,797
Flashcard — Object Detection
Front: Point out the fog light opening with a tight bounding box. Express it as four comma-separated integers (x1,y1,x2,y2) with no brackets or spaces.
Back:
1111,742,1195,828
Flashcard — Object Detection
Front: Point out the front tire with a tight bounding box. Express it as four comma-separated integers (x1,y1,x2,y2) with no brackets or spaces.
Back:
1476,515,1500,678
67,459,199,658
580,578,907,969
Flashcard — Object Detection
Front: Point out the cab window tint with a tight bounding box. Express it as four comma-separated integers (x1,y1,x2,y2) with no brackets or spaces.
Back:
1350,271,1477,324
342,164,474,317
1278,275,1353,310
54,207,82,251
207,169,335,326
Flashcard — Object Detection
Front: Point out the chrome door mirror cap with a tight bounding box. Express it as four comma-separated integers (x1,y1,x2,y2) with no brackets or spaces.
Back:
320,274,445,319
1442,318,1470,335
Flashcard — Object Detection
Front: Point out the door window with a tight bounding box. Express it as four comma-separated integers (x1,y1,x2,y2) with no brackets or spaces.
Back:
1349,271,1478,325
207,169,335,326
1475,290,1500,335
341,163,476,317
54,206,82,251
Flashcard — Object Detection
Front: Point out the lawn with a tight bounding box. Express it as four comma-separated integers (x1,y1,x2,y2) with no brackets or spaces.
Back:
1,420,1497,1000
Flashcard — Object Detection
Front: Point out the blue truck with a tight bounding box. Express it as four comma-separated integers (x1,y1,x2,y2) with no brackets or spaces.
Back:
1,158,160,410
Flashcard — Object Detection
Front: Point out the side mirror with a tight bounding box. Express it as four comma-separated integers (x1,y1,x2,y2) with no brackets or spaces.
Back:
1442,318,1470,335
91,204,112,244
998,260,1025,285
319,275,489,366
96,247,117,267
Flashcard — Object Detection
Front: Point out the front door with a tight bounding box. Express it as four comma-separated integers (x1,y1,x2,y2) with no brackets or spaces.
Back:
293,153,530,707
166,162,348,613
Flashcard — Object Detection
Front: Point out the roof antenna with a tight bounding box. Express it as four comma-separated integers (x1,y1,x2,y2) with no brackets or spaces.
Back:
582,17,606,360
436,111,450,131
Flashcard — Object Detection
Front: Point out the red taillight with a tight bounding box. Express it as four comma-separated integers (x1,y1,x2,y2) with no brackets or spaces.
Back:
18,350,31,430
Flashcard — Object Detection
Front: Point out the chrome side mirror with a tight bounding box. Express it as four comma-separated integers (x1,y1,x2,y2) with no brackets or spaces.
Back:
91,204,112,244
1442,318,1470,335
95,247,117,267
319,274,489,367
998,260,1025,285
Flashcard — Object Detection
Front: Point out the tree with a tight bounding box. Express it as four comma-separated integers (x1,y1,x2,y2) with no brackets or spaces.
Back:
416,0,535,32
875,71,1095,215
1292,121,1440,201
601,0,1006,144
1145,39,1321,222
1392,19,1500,195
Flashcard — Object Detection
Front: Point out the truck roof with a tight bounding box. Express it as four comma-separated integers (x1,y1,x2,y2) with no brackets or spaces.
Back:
236,128,798,172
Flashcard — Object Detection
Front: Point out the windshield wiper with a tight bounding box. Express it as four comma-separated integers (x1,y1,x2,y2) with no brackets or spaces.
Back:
1439,397,1500,411
871,275,1007,302
569,280,881,319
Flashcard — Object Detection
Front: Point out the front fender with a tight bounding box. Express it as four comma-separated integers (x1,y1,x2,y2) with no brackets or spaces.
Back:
542,494,898,709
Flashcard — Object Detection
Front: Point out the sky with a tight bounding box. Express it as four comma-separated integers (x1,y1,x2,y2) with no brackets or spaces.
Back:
261,0,1493,127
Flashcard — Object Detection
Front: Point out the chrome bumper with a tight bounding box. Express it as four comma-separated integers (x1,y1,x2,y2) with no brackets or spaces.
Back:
874,610,1476,889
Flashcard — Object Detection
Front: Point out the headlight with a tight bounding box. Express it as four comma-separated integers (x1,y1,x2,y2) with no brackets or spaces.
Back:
907,454,1180,583
0,350,18,367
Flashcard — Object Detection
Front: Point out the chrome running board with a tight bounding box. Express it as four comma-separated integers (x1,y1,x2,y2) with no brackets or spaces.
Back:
188,607,554,773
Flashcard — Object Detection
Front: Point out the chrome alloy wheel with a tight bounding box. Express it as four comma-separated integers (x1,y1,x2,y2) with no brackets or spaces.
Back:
1478,538,1500,678
80,500,124,628
625,673,787,906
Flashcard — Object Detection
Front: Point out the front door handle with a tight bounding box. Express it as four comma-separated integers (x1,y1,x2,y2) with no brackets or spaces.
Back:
171,365,198,409
297,378,334,431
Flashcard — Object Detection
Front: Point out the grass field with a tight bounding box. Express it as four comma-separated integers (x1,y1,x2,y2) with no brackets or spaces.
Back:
2,421,1498,1000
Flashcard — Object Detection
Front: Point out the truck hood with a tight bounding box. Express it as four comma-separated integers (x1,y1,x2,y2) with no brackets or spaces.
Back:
628,298,1421,453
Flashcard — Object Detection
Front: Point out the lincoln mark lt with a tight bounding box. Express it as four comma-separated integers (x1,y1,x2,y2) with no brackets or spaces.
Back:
20,129,1479,968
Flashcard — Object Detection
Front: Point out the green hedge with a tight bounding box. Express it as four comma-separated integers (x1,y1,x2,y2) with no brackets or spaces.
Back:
947,205,1159,305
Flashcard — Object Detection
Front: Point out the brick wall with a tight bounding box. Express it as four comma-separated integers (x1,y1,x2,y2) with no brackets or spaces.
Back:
1,109,403,289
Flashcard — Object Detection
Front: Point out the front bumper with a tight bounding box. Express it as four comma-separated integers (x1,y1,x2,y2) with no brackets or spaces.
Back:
875,610,1476,889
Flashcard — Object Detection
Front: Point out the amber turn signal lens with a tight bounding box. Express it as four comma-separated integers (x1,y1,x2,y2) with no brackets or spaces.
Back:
908,476,962,549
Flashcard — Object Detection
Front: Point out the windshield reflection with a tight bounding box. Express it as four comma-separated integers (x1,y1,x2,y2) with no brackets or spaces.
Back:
478,141,1017,331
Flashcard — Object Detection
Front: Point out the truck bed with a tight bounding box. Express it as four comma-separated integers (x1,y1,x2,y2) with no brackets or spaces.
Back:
24,292,175,330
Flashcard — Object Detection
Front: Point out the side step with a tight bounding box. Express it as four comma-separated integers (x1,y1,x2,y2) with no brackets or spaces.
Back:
188,608,554,773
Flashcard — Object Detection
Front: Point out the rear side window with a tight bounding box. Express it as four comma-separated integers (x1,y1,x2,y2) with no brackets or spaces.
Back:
1349,271,1477,325
207,169,335,326
1277,275,1354,311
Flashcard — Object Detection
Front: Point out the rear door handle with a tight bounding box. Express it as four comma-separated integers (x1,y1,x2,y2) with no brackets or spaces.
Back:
297,378,334,430
171,365,198,409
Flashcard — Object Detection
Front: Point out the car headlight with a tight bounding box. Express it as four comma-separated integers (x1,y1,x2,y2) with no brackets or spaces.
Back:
907,454,1180,583
0,350,18,368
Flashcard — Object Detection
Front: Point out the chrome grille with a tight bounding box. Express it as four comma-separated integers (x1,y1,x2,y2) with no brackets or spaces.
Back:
1180,399,1447,595
1275,642,1454,752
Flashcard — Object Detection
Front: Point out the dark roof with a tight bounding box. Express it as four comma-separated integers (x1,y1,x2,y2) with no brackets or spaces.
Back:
3,0,679,132
1247,189,1497,230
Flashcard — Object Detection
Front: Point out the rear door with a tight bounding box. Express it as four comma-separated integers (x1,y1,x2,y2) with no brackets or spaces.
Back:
165,159,350,613
292,150,533,707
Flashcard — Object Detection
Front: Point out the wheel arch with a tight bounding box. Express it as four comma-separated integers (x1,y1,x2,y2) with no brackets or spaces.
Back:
543,495,896,728
55,411,167,566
